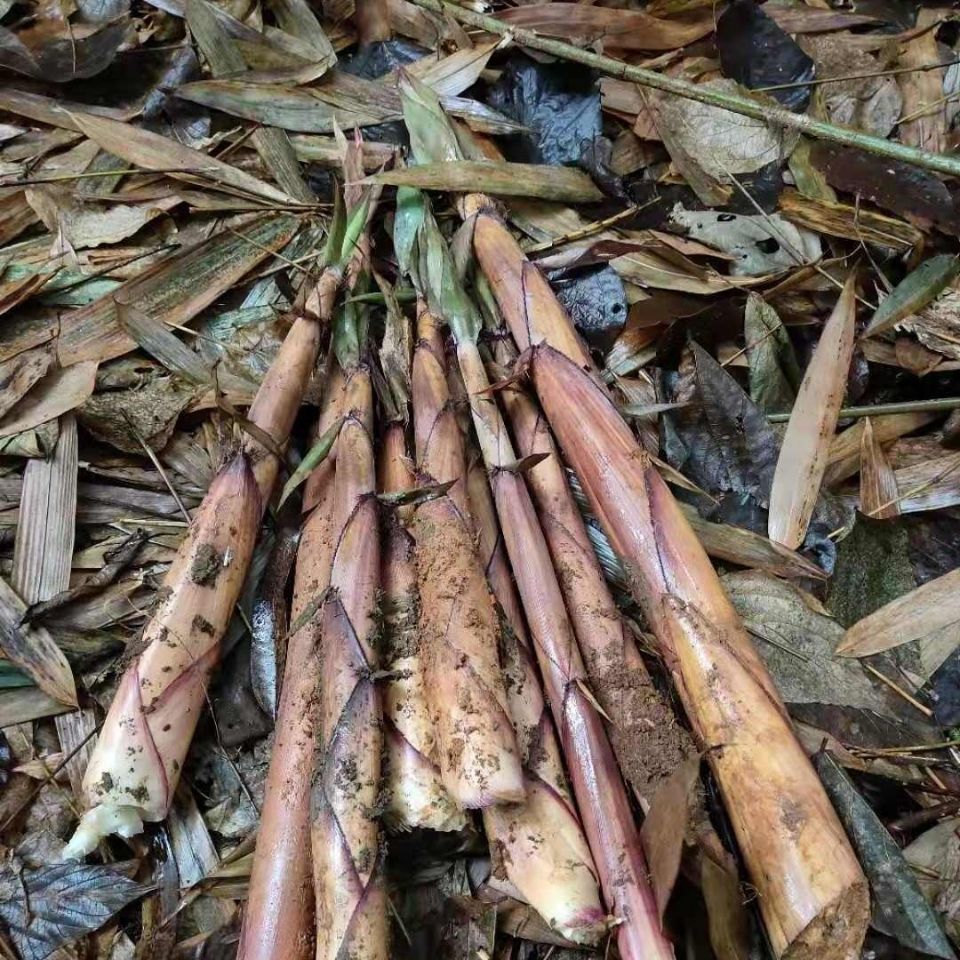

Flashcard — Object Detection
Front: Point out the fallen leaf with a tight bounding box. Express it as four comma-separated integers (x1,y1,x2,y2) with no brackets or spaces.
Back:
670,205,821,277
897,11,948,156
0,860,149,960
69,112,296,206
0,345,54,420
0,576,76,706
640,754,701,919
903,818,960,947
744,293,798,414
700,848,751,960
370,161,604,203
837,567,960,659
0,19,130,81
859,419,900,518
769,275,856,548
496,3,715,51
58,214,297,366
0,361,98,440
865,256,960,338
815,751,956,960
722,570,900,721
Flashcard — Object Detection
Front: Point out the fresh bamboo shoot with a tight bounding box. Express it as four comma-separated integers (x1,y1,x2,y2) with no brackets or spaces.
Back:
381,422,465,832
312,366,388,960
411,306,524,807
471,210,870,960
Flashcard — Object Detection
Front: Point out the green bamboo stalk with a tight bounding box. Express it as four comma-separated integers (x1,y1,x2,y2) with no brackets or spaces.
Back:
407,0,960,179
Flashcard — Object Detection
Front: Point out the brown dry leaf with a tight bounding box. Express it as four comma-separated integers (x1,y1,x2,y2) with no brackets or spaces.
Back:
640,754,702,919
900,287,960,361
12,415,77,605
836,568,960,658
496,4,715,51
405,41,500,97
893,451,960,513
370,161,604,203
769,274,857,548
57,214,297,366
69,112,298,206
778,189,924,250
0,345,54,420
824,412,940,486
0,360,98,439
24,187,181,250
897,11,947,155
859,418,900,519
0,272,47,316
0,576,77,706
0,19,131,81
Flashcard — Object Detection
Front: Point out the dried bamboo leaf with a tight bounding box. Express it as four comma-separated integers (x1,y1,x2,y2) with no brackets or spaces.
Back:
0,361,97,439
0,345,54,420
815,751,956,959
405,40,499,97
894,451,960,513
185,0,314,203
0,686,72,726
836,567,960,658
769,275,856,548
0,577,76,705
858,418,899,518
69,112,297,205
12,415,78,605
372,162,604,202
267,0,336,65
779,188,923,250
116,301,211,385
58,214,296,366
864,255,960,338
497,3,715,50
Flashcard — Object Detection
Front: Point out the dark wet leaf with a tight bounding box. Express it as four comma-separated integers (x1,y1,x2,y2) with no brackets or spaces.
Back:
743,294,798,415
811,142,960,236
828,515,915,629
549,264,628,352
0,20,131,81
815,752,956,960
487,54,602,167
0,859,149,960
717,0,816,111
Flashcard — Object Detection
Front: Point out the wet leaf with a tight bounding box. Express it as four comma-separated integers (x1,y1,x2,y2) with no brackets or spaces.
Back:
640,753,701,919
496,3,715,51
769,275,856,548
859,419,900,519
815,751,956,960
744,293,798,414
70,112,297,206
0,859,150,960
837,567,960,659
865,256,960,338
370,161,603,203
0,577,76,706
718,0,815,111
828,515,915,629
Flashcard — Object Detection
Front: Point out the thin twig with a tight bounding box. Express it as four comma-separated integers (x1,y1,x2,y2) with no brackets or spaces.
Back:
863,663,933,718
407,0,960,178
767,396,960,423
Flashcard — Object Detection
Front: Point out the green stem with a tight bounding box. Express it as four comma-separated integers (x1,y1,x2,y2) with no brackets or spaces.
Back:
408,0,960,178
767,396,960,423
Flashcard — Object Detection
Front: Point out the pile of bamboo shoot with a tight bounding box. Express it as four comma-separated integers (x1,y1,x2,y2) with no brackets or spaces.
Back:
63,87,878,960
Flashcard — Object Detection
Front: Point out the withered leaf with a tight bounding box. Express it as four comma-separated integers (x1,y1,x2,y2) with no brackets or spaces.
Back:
0,362,98,440
0,19,130,82
0,576,76,706
0,860,149,960
0,346,54,421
